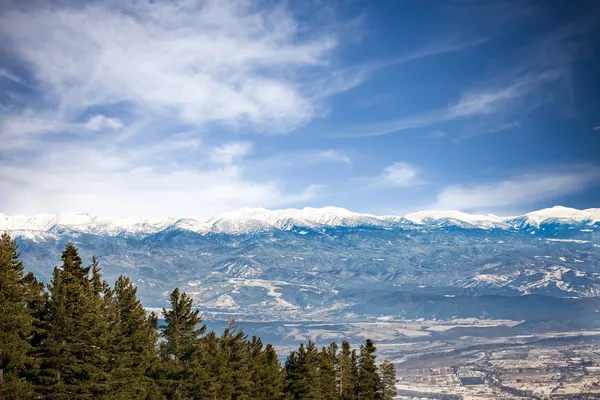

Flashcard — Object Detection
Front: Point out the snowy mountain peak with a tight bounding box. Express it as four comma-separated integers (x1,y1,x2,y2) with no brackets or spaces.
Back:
516,206,600,226
403,210,503,226
1,206,598,237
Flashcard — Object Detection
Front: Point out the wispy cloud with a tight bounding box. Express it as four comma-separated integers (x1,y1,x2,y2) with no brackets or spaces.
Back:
0,0,352,214
331,70,562,138
0,115,71,149
210,141,254,177
0,140,317,217
315,150,351,164
447,71,559,117
330,11,599,141
0,0,355,146
243,149,353,178
372,162,424,188
431,165,600,211
457,121,520,141
85,115,124,131
385,37,491,66
211,142,254,166
0,68,25,85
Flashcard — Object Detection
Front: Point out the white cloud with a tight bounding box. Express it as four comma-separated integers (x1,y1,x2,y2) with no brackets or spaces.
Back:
316,150,351,164
85,115,124,131
0,114,125,149
0,115,67,148
0,143,316,217
448,71,560,118
431,165,600,211
0,0,346,139
210,141,254,177
0,0,352,215
375,162,423,187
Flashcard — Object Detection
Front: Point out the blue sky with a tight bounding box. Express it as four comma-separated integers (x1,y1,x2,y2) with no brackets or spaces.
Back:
0,0,599,217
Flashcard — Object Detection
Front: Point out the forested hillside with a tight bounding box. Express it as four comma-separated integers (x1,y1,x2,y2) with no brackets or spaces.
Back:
0,233,396,399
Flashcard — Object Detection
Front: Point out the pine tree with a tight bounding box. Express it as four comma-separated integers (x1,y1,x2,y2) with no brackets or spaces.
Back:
218,324,252,399
184,330,224,399
21,271,49,390
250,343,285,400
0,233,34,399
109,275,160,399
357,339,381,400
379,360,397,400
90,257,103,296
284,341,320,399
351,349,360,399
338,341,356,400
36,244,111,399
160,288,205,363
318,343,338,400
159,288,205,399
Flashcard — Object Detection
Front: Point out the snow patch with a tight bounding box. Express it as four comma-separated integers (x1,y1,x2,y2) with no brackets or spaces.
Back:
204,294,239,309
547,238,590,244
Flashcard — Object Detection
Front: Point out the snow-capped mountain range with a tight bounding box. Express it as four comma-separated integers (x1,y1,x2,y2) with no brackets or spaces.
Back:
3,206,600,324
2,206,599,238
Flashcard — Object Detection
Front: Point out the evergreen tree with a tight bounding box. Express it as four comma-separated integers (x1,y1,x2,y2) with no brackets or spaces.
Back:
183,330,224,399
284,341,320,399
159,288,205,399
21,271,49,389
356,339,381,400
351,350,360,399
36,244,111,399
338,341,356,400
250,343,285,400
379,360,397,400
109,275,160,399
318,343,338,400
0,233,34,399
218,325,252,399
160,288,205,363
90,257,101,295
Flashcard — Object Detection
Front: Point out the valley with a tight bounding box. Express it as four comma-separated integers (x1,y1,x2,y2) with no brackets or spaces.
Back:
205,319,600,399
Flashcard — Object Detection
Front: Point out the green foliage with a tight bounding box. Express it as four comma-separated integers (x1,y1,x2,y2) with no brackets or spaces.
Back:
217,325,253,398
284,341,320,399
357,339,381,400
0,238,393,400
250,343,286,400
160,288,205,363
109,275,160,399
36,243,111,399
318,343,338,400
379,359,397,400
339,341,357,400
0,233,34,399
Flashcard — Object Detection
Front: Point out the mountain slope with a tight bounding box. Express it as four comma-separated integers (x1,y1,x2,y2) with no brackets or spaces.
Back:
2,206,599,323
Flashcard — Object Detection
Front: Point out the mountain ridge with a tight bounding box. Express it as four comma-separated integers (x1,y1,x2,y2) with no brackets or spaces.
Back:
3,205,599,321
2,206,600,238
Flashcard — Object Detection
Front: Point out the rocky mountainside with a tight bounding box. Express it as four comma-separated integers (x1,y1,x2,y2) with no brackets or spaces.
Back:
2,206,599,324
